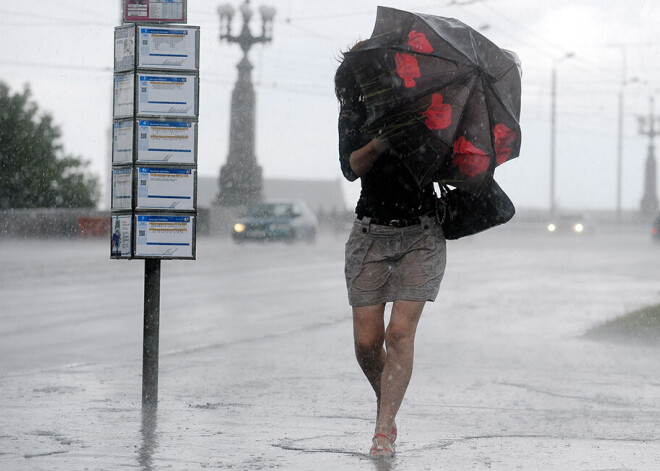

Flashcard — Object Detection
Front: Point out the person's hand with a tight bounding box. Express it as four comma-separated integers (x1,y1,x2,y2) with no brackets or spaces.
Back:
349,138,386,177
371,138,386,155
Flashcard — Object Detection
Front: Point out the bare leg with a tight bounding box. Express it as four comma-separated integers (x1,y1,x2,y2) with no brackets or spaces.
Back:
374,300,425,443
352,303,387,401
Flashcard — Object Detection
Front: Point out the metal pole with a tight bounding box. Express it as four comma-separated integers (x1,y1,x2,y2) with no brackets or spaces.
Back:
550,65,557,216
549,53,574,217
616,89,624,221
142,258,161,407
639,97,660,220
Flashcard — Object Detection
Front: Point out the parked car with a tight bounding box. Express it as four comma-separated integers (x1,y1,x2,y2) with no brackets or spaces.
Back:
232,200,317,243
546,213,590,235
652,212,660,241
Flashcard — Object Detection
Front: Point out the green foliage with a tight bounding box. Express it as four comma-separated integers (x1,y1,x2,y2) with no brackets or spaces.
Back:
0,82,99,208
585,304,660,346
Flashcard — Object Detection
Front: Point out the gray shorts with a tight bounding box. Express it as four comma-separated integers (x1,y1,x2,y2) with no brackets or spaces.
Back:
344,215,447,307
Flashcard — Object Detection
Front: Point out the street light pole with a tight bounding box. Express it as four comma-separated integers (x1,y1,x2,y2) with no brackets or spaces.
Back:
216,1,276,207
616,76,640,221
638,96,660,221
550,65,557,216
550,52,574,217
616,48,628,222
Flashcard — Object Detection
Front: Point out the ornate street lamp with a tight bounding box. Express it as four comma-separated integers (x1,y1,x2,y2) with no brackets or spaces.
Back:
216,0,276,207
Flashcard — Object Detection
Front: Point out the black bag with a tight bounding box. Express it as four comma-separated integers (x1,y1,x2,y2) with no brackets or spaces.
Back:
436,179,515,240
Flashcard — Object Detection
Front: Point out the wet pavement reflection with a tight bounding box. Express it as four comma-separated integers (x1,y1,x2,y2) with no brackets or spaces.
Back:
138,405,158,471
371,456,395,471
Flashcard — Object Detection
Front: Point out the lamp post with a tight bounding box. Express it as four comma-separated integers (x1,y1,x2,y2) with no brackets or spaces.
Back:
638,96,660,220
549,52,574,217
216,0,276,207
606,44,643,221
616,76,640,221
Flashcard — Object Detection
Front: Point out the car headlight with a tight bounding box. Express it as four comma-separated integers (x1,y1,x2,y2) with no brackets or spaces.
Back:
233,223,246,233
547,223,556,232
573,223,584,233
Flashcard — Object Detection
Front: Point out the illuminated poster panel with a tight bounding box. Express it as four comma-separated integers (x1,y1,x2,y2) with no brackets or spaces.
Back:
112,120,134,164
138,27,198,70
137,120,196,163
113,74,135,118
137,73,197,117
112,167,133,210
111,214,132,258
136,167,196,210
124,0,187,24
135,214,195,258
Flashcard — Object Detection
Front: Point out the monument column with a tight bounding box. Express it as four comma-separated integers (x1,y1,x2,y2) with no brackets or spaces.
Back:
216,1,275,207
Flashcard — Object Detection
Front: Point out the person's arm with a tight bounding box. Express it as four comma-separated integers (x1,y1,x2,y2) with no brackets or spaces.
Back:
338,101,383,181
349,138,386,177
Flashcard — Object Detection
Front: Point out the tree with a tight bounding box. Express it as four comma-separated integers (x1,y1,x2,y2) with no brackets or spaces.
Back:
0,82,99,209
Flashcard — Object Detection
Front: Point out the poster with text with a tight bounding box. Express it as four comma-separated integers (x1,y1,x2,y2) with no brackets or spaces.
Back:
137,74,197,117
113,120,134,164
111,214,132,258
137,120,196,163
113,74,135,118
137,167,195,210
135,214,194,258
112,167,133,210
124,0,187,23
114,25,136,72
138,26,198,70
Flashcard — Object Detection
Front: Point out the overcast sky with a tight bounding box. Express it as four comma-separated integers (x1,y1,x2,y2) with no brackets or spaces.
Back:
3,0,660,211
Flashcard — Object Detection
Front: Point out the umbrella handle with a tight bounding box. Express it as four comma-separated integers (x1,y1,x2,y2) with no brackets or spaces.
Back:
434,183,452,226
434,194,448,226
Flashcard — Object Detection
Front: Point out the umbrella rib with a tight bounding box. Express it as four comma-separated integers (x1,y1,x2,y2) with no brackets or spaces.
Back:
492,62,518,82
486,65,521,121
481,81,498,180
483,78,520,127
445,75,479,148
407,10,480,66
364,70,475,124
371,45,475,67
349,43,475,71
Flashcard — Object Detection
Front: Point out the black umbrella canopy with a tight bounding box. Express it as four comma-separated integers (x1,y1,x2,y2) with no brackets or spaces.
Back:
344,6,522,192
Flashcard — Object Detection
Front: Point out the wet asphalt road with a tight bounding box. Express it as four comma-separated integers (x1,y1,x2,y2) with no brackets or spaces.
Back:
1,224,659,470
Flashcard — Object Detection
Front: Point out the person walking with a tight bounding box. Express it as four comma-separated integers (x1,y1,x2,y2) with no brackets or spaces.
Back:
335,43,447,458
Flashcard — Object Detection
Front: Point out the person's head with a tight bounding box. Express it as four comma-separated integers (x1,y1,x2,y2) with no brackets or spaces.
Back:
334,40,369,106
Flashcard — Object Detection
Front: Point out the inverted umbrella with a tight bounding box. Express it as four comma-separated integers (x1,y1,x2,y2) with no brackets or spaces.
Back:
344,6,522,192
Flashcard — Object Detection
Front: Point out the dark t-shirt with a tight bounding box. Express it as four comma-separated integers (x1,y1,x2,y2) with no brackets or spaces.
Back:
338,101,436,220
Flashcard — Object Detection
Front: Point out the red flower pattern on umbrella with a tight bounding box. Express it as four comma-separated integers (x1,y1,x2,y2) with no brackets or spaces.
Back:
407,30,434,53
395,53,421,88
422,94,452,130
452,136,489,177
493,123,517,165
